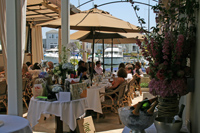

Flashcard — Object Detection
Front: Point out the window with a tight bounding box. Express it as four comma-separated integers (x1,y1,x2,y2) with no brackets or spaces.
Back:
52,34,54,38
54,43,57,44
50,45,55,48
49,34,52,38
56,35,58,38
132,46,137,51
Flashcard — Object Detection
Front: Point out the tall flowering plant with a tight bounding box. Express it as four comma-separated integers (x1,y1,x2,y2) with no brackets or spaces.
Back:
133,0,198,97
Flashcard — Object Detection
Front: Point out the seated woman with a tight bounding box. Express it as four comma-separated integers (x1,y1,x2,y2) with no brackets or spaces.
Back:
79,67,88,82
106,68,127,90
118,63,125,69
88,62,97,75
26,62,32,71
29,62,41,79
46,61,54,75
125,64,133,81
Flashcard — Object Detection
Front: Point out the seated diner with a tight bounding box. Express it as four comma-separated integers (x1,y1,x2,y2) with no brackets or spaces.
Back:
106,68,127,90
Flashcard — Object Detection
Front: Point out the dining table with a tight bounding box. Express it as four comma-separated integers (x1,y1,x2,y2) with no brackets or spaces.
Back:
86,82,111,114
27,97,88,132
27,79,111,132
0,115,32,133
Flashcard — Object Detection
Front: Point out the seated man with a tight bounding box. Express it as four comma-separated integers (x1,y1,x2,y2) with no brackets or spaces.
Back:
125,64,133,80
95,61,103,75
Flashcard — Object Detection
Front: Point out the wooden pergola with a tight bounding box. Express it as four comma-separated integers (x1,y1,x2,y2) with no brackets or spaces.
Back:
26,0,80,23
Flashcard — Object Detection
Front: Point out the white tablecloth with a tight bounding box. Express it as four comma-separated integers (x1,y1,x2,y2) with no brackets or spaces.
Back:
0,115,32,133
27,97,88,131
86,82,111,114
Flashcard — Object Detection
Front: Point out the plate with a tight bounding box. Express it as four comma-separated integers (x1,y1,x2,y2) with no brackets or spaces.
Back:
0,121,4,127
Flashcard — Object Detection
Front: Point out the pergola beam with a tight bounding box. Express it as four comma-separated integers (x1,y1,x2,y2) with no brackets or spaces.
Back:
41,1,59,14
26,12,56,16
27,7,57,19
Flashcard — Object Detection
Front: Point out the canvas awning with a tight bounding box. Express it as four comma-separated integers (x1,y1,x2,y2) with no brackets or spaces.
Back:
38,7,140,33
70,31,144,44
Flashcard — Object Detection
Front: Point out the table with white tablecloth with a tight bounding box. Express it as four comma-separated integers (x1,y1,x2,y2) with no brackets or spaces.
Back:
0,115,32,133
86,82,111,114
27,97,88,131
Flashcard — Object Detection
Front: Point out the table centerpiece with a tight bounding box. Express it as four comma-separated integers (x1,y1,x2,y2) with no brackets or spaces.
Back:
53,46,74,85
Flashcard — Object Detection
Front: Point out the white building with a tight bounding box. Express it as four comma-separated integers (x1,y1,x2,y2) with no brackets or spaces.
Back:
124,43,139,53
45,30,58,49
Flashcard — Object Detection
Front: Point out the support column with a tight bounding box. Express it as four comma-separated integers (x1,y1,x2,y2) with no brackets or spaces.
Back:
82,42,87,62
102,39,105,72
61,0,70,62
58,28,62,63
111,39,113,73
6,0,23,116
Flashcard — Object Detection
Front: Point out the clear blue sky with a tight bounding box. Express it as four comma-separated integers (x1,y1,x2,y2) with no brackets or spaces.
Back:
42,0,157,39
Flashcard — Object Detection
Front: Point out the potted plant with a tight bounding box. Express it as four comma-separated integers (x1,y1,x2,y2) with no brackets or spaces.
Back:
132,0,198,117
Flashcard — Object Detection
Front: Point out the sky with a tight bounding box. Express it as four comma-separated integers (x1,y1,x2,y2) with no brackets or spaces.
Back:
42,0,157,39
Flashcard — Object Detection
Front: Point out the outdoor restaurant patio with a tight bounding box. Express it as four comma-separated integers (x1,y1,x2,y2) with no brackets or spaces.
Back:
1,0,200,133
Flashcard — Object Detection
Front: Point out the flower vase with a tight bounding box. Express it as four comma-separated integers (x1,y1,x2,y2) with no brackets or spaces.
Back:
61,74,66,85
157,96,180,117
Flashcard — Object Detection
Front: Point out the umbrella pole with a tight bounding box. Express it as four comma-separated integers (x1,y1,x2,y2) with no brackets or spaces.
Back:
111,38,113,73
91,30,95,85
102,39,105,73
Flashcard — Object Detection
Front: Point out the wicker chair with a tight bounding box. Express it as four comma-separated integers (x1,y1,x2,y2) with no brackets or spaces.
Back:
98,80,127,124
134,76,142,96
123,75,137,106
0,80,7,110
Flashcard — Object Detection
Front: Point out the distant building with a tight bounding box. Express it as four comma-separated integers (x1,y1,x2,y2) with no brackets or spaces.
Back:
43,39,46,49
127,43,139,53
45,30,58,49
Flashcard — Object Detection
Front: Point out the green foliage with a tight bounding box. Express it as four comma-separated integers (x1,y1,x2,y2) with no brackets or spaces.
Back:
140,82,149,88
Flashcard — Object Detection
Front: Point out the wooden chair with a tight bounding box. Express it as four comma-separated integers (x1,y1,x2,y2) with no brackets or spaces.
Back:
123,75,137,106
0,80,7,110
98,80,127,124
25,79,33,99
22,78,29,109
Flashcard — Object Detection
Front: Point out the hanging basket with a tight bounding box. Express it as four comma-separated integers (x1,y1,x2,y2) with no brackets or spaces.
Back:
157,96,180,117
